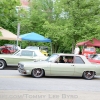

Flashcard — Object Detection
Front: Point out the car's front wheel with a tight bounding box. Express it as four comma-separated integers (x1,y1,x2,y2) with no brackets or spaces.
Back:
0,60,6,70
32,68,44,78
83,71,95,80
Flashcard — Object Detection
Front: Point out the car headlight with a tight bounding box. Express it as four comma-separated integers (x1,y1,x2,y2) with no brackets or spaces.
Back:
18,63,24,69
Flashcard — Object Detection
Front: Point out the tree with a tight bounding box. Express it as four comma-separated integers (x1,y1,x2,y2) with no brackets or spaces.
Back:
0,0,20,33
1,0,100,53
25,0,100,53
57,0,100,51
0,0,20,45
30,0,68,53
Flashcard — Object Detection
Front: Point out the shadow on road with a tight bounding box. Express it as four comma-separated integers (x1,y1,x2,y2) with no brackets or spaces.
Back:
21,74,83,80
4,66,17,70
20,74,100,80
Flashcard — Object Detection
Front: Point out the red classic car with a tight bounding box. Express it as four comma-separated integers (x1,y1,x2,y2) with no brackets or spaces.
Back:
88,54,100,64
82,46,96,58
0,44,20,54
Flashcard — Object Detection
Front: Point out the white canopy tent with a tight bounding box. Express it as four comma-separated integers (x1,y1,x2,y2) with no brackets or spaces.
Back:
0,27,21,41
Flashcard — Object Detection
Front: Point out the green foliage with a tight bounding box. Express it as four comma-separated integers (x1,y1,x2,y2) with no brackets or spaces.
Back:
0,0,100,53
0,0,20,33
55,0,100,52
0,0,20,45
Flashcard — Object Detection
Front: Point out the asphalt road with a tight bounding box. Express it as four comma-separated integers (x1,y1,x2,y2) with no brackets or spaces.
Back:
0,67,100,100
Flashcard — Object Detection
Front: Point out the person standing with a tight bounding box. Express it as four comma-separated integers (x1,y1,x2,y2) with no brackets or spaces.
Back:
74,45,80,55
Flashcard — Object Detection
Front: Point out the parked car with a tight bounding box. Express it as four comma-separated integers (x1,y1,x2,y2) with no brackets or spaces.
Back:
0,49,48,70
18,53,100,80
25,46,49,56
0,44,20,54
88,54,100,64
82,46,96,58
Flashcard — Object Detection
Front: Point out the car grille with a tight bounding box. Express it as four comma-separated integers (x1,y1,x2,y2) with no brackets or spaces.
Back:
18,63,24,69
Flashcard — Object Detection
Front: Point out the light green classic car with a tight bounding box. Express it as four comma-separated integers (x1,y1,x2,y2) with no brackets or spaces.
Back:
0,49,48,70
18,53,100,80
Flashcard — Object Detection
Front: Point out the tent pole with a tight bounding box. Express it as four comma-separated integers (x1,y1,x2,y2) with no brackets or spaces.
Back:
50,42,52,55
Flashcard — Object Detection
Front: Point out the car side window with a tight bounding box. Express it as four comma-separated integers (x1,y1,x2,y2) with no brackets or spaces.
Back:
73,56,85,64
20,50,33,56
56,56,74,63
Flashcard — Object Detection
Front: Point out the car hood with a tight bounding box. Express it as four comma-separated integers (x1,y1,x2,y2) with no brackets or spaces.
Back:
19,60,49,65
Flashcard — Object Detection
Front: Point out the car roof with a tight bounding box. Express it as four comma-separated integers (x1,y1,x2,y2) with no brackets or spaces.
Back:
54,53,84,57
19,49,46,56
21,49,39,51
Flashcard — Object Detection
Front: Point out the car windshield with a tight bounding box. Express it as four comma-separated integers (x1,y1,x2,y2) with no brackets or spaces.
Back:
13,50,20,55
45,54,59,62
92,55,100,60
25,46,39,50
84,47,95,52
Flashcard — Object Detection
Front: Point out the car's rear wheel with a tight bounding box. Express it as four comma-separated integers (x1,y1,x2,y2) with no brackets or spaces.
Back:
83,71,94,80
32,68,44,78
0,60,6,70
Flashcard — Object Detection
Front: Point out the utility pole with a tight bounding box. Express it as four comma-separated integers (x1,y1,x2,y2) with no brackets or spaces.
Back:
17,23,20,46
16,6,21,47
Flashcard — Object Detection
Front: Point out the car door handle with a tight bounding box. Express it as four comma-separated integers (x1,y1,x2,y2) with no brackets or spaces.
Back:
71,65,74,66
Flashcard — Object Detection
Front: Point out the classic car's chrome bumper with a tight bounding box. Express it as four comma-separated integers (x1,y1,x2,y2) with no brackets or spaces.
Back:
18,63,27,74
18,67,27,74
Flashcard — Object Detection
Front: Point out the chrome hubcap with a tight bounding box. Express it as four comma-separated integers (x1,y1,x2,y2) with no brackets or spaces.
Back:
33,69,42,76
0,62,3,67
85,71,94,79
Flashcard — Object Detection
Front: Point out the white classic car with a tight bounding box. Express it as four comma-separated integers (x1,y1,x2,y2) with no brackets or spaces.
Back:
18,53,100,80
0,49,48,69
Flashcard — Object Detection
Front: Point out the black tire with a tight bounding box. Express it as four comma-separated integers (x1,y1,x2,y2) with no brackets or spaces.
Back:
31,68,44,78
0,60,6,70
83,71,94,80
